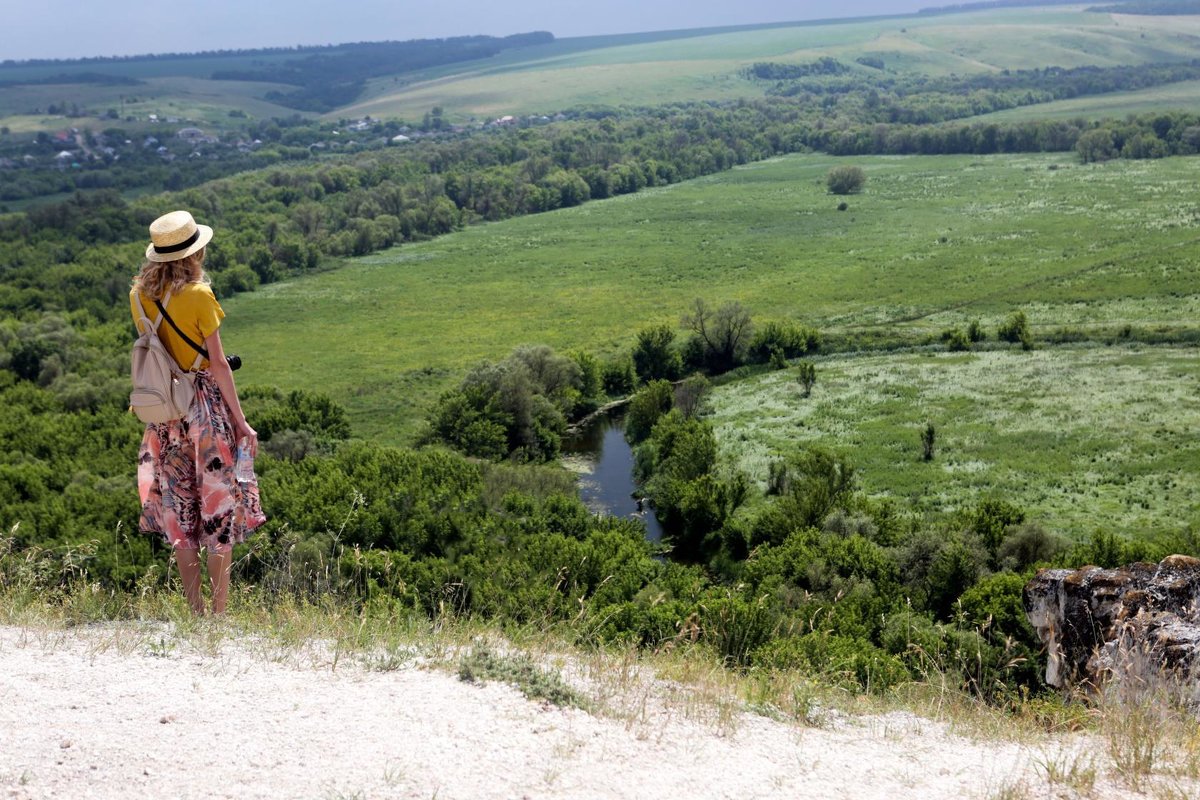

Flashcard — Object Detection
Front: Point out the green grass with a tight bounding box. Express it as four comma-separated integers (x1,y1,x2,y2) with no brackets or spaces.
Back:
708,345,1200,541
224,151,1200,444
977,79,1200,122
0,76,310,127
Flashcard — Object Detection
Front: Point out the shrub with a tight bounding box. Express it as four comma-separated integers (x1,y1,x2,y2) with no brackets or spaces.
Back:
997,522,1065,571
673,373,711,418
967,319,985,343
700,592,776,666
625,379,674,443
940,327,970,351
795,361,816,397
997,311,1033,350
826,165,866,195
748,320,821,363
601,355,636,396
921,422,936,462
753,632,909,691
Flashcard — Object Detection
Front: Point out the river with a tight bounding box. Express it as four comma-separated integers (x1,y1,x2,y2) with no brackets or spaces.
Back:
562,412,664,543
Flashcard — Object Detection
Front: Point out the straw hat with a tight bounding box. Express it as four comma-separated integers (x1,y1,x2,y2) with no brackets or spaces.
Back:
144,210,213,263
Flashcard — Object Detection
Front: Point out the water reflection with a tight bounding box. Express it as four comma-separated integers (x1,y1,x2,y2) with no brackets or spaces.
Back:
563,413,664,543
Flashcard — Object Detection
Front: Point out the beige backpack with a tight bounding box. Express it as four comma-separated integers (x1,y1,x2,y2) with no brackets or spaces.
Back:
129,291,203,424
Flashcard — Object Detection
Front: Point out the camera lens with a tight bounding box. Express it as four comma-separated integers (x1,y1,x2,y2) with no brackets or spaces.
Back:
226,354,242,371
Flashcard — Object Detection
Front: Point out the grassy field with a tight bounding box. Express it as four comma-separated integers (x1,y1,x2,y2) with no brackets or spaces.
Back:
223,151,1200,444
0,77,309,129
708,346,1200,541
340,8,1200,121
978,79,1200,122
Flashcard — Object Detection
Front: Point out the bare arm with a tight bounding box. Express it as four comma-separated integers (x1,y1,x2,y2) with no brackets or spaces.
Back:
204,328,258,453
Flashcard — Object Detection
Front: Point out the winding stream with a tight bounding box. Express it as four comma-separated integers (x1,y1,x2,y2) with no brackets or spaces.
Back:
563,413,664,543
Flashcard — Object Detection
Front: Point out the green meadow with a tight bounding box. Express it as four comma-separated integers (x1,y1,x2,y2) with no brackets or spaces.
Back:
708,345,1200,541
225,151,1200,446
0,77,306,127
978,79,1200,122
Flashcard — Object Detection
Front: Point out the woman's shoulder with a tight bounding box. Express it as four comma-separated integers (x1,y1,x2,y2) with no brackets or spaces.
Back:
178,281,217,300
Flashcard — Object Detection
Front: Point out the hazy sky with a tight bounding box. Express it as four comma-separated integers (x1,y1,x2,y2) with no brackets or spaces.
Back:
3,1,926,61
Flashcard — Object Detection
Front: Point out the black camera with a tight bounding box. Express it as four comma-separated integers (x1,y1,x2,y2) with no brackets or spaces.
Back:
226,354,242,371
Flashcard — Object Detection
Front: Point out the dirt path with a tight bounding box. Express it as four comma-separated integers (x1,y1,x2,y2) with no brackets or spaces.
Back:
0,623,1164,800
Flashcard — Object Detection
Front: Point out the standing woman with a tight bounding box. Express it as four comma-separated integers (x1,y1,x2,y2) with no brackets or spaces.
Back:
131,211,266,615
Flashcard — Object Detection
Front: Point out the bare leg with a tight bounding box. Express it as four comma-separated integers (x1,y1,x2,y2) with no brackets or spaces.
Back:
174,548,205,615
208,550,233,615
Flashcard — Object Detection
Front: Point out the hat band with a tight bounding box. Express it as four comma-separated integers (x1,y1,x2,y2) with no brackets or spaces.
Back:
153,229,201,255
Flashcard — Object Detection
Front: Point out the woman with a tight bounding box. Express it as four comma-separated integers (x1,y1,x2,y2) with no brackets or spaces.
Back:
130,210,265,615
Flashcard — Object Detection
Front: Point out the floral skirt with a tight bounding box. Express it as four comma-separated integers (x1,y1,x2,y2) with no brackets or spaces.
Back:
137,371,266,553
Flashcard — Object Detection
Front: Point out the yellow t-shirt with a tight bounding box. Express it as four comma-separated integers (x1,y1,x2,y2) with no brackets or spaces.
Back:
130,282,225,371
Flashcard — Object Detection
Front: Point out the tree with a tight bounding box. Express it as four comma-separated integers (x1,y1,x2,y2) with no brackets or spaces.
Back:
1076,128,1115,163
682,299,754,372
673,374,711,419
632,324,682,383
826,165,866,195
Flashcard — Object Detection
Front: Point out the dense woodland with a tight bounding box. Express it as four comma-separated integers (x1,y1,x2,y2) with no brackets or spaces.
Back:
4,36,1200,701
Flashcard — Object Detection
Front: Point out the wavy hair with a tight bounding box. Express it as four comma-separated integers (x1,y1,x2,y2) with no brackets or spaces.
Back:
132,248,209,300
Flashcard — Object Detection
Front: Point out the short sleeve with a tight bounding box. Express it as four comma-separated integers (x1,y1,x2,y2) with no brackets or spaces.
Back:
194,284,225,340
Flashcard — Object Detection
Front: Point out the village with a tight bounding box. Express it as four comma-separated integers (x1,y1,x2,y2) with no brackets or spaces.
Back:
0,108,572,205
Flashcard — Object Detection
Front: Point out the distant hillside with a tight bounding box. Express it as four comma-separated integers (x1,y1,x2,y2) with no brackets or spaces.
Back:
211,33,555,112
1089,0,1200,13
918,0,1080,13
0,34,555,114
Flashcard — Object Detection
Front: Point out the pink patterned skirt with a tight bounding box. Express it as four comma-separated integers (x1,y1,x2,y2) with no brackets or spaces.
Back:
137,371,266,553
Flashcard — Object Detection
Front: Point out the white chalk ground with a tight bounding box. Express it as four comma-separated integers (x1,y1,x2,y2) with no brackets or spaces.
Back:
0,623,1185,800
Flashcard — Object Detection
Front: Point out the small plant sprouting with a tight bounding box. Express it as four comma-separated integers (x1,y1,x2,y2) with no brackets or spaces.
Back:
458,643,587,710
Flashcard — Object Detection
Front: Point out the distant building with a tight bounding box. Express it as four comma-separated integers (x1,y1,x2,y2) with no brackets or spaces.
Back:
176,127,212,144
391,134,411,143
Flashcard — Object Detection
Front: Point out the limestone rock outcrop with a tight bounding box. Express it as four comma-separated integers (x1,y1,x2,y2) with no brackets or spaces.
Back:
1023,555,1200,689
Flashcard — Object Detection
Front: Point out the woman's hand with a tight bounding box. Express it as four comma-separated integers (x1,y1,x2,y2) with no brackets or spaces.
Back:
235,419,259,455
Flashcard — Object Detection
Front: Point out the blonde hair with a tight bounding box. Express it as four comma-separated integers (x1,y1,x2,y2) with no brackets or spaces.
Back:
132,248,209,300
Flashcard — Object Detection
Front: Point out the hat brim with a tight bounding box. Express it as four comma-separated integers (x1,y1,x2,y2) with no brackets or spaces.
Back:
144,224,213,263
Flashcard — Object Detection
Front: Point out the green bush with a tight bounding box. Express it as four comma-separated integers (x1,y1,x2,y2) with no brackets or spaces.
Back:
997,311,1033,350
753,632,909,691
625,379,674,443
748,321,821,363
826,165,867,195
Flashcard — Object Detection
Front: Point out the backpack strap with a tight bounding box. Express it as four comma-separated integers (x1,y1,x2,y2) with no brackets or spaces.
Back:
134,289,167,334
148,291,206,372
156,293,210,371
